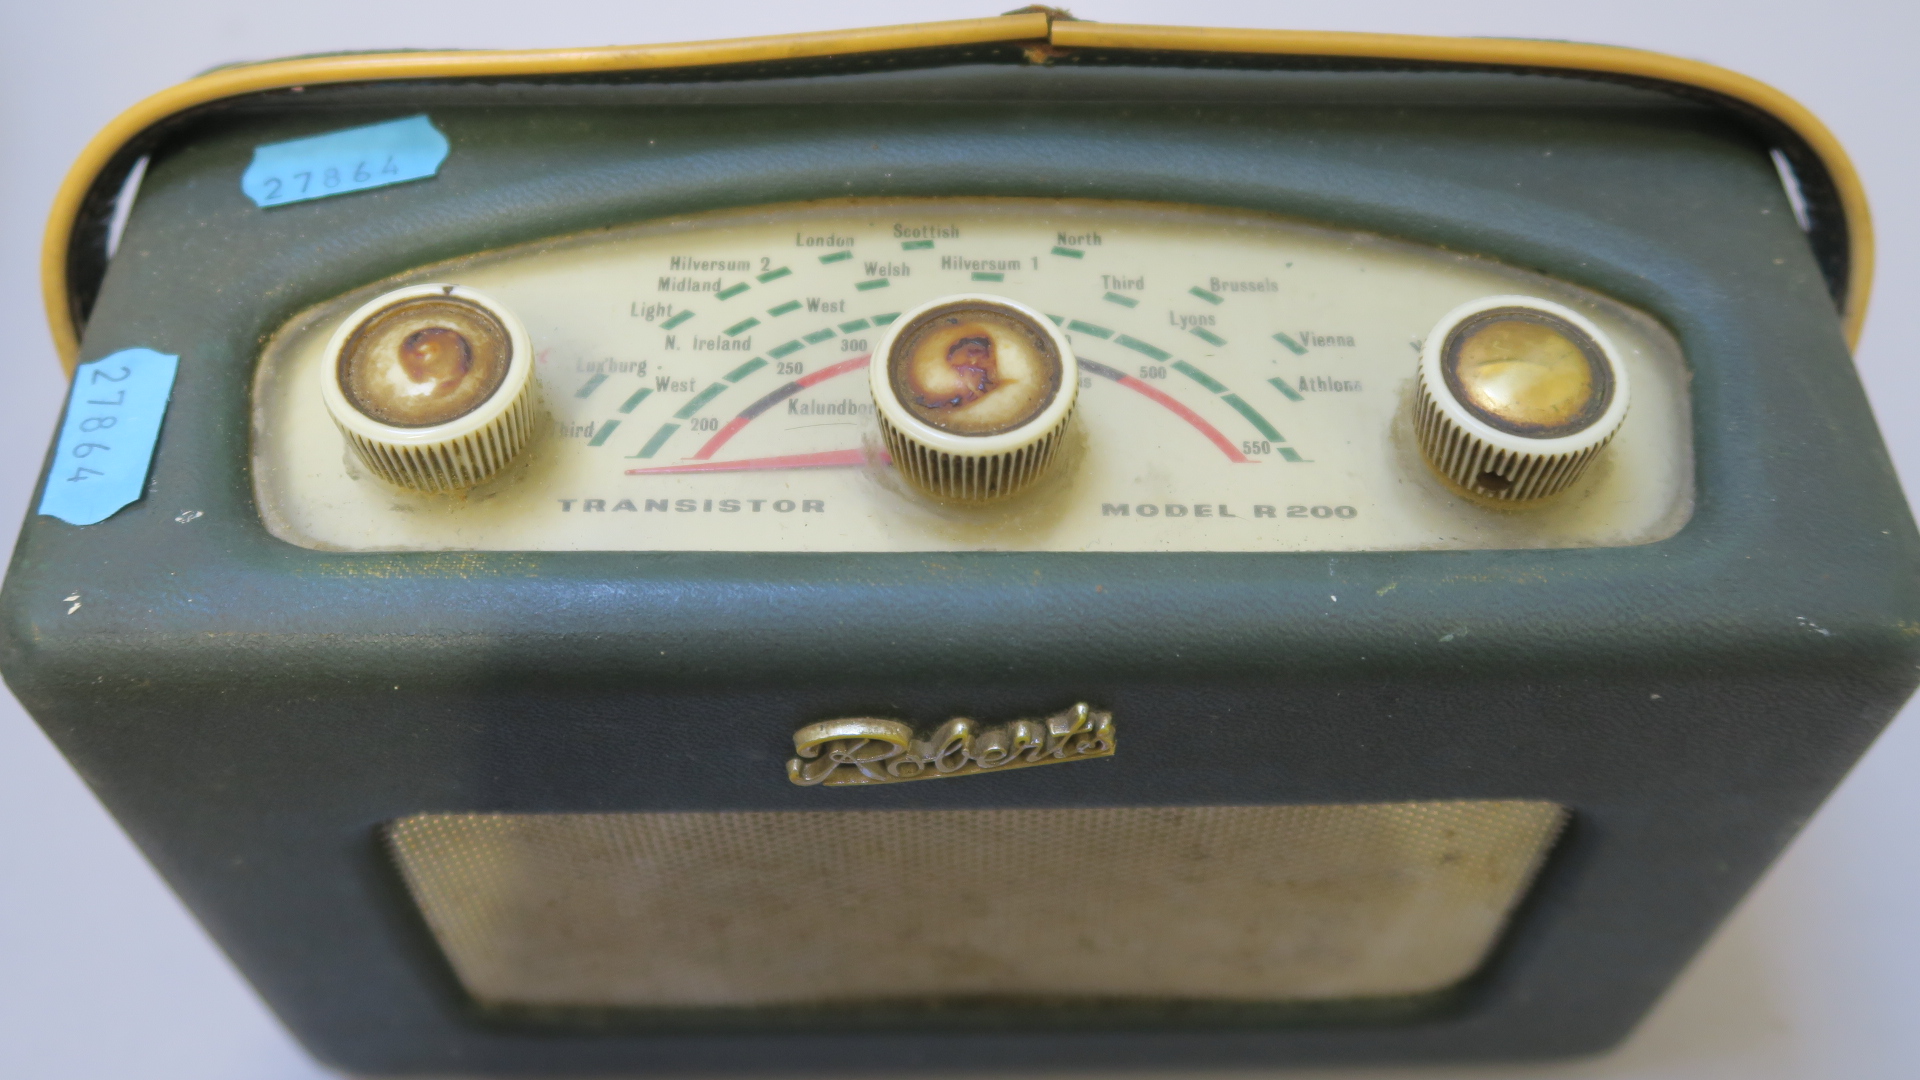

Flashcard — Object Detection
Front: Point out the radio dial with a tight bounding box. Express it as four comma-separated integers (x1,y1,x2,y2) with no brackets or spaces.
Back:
1415,295,1629,501
869,293,1077,502
321,284,540,492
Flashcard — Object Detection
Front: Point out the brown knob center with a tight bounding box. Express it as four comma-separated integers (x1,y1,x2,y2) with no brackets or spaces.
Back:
888,302,1062,437
338,296,512,428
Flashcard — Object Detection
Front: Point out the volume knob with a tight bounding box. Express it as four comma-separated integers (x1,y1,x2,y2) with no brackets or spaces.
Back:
321,284,540,492
870,294,1077,502
1415,295,1629,502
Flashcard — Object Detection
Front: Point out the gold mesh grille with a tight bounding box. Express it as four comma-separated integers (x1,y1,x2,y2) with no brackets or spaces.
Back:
387,801,1564,1011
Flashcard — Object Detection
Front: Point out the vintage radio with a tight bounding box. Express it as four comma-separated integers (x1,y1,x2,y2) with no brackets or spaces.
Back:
6,11,1916,1075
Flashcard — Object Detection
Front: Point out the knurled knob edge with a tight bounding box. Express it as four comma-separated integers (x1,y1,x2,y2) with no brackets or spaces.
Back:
868,293,1079,502
878,405,1074,501
320,283,541,493
1415,294,1630,502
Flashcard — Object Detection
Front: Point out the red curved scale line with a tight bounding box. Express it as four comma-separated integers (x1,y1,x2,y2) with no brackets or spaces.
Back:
1087,364,1252,464
797,354,873,387
677,350,1250,469
691,354,872,460
692,415,752,460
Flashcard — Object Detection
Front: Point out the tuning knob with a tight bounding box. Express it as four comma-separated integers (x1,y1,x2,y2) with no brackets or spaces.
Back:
321,284,539,492
870,294,1077,501
1415,295,1629,502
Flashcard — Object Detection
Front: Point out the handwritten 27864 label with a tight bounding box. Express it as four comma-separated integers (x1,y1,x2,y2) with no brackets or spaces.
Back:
39,349,179,526
241,114,448,208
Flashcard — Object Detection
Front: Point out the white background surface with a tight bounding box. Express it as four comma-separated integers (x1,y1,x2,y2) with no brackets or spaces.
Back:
1,2,1915,1077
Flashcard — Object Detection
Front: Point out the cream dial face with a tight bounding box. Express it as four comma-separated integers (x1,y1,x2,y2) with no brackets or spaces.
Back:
253,199,1693,552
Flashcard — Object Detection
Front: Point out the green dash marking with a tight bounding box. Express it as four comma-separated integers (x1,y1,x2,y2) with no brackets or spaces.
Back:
1190,286,1224,305
757,267,791,283
717,282,750,301
586,420,620,447
872,312,899,325
901,239,934,250
660,310,693,330
855,278,890,291
618,387,653,413
1103,291,1139,309
633,423,678,459
725,358,766,382
767,300,800,317
839,318,870,333
769,340,804,359
1223,394,1284,442
1172,360,1227,393
1267,376,1305,403
674,383,728,419
1190,326,1227,347
724,317,759,337
574,373,608,398
1118,334,1171,362
1067,320,1113,339
1051,246,1084,259
804,328,836,344
819,251,852,264
1277,446,1306,462
1273,332,1308,355
1046,314,1064,324
972,271,1004,282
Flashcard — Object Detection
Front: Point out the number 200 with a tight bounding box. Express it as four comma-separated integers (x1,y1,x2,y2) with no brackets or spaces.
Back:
1288,505,1358,519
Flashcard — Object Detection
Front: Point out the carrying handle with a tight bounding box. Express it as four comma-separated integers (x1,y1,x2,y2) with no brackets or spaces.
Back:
42,12,1870,373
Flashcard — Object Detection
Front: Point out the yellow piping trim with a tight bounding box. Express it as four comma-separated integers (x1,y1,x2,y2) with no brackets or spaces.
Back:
42,14,1870,373
1053,23,1872,348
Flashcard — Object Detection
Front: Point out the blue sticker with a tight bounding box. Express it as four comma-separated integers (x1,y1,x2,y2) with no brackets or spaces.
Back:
39,349,180,526
241,114,448,208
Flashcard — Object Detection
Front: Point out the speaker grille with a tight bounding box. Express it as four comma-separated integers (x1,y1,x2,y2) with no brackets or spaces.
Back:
387,801,1563,1011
